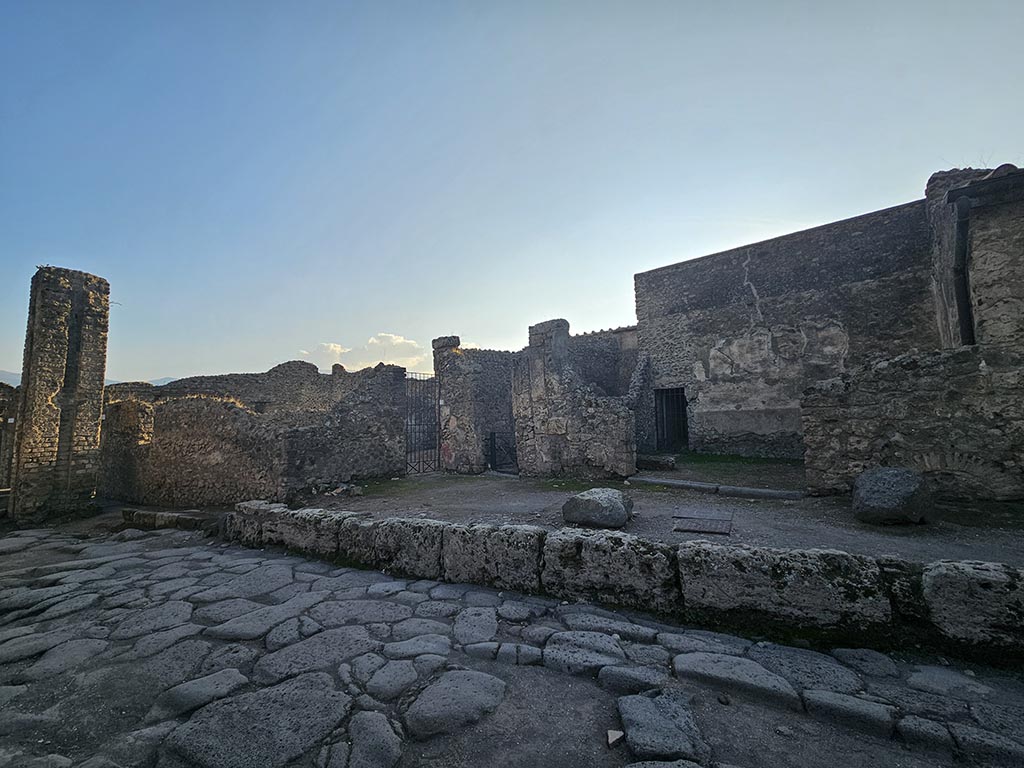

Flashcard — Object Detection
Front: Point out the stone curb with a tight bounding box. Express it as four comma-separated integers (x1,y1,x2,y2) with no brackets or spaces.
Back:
224,501,1024,661
630,476,805,500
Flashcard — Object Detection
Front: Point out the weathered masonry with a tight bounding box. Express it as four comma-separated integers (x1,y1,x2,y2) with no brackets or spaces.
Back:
7,267,110,521
100,361,407,507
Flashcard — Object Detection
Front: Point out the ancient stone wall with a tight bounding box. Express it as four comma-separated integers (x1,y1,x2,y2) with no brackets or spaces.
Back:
8,267,109,520
512,320,636,478
566,326,638,397
924,168,992,348
433,337,517,474
0,383,18,490
801,345,1024,501
633,201,940,458
969,196,1024,347
99,362,406,506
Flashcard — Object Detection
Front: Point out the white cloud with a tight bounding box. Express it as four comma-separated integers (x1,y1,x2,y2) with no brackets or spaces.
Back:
299,333,429,373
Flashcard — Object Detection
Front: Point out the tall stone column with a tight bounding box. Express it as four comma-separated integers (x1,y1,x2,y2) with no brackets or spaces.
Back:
8,267,110,521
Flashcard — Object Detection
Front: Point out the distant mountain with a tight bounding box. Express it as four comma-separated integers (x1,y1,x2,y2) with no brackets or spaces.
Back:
0,371,177,387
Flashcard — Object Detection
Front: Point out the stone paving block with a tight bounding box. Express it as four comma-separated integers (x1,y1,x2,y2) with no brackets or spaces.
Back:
747,643,863,694
562,613,658,642
205,592,328,641
464,642,500,660
144,668,248,723
599,665,670,694
896,715,954,752
831,647,899,678
17,639,109,681
374,518,446,579
404,670,506,739
347,710,403,768
162,672,350,768
677,541,892,633
253,627,381,684
657,630,751,657
542,530,679,613
308,599,413,628
383,634,451,659
366,660,418,700
922,560,1024,648
802,689,897,736
617,689,710,762
454,607,498,644
543,631,626,675
948,722,1024,765
672,652,801,710
495,643,542,666
906,665,993,701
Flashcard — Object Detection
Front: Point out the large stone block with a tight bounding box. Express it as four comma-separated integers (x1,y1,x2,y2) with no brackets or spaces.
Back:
441,524,544,592
260,508,349,557
228,500,288,547
852,467,929,524
676,541,892,632
373,518,446,579
562,488,633,528
541,529,679,613
921,560,1024,648
338,517,379,569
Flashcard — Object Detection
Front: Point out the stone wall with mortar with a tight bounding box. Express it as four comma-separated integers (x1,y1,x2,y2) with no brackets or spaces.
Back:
924,168,992,348
8,267,110,520
226,502,1024,661
433,337,517,474
99,362,406,506
0,383,18,491
566,326,639,397
801,345,1024,501
512,320,636,478
633,202,940,458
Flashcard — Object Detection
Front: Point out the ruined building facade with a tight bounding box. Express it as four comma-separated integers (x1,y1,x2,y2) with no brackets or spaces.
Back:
3,165,1021,514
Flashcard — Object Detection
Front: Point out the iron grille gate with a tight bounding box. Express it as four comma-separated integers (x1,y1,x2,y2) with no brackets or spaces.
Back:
655,387,688,453
406,372,439,473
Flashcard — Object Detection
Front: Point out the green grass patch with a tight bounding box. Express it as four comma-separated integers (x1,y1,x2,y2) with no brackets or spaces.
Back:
675,451,803,467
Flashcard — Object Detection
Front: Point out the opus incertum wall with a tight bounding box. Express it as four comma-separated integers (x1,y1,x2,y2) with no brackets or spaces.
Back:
8,267,110,521
226,502,1024,663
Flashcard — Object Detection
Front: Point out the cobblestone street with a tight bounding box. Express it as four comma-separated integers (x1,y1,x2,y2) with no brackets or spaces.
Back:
1,527,1022,768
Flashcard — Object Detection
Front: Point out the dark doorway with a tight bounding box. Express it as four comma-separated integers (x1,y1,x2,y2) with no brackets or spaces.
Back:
655,387,688,452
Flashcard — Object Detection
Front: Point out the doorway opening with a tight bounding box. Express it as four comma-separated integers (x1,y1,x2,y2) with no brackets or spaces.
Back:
655,387,688,453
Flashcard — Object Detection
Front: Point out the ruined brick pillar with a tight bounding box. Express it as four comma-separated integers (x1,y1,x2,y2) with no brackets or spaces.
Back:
8,267,110,520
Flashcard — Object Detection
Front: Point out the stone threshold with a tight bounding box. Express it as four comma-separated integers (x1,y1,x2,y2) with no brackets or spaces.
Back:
631,475,805,500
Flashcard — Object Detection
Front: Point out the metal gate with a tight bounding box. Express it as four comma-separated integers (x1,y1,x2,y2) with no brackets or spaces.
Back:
405,372,439,473
486,431,518,474
655,387,688,452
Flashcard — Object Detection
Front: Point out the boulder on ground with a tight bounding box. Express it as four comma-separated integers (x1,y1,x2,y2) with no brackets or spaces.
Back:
562,488,634,529
852,467,929,525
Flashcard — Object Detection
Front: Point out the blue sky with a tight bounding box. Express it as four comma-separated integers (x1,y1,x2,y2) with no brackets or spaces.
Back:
2,1,1021,381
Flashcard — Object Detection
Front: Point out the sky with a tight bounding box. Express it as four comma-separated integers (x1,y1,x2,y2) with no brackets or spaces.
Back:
1,1,1021,381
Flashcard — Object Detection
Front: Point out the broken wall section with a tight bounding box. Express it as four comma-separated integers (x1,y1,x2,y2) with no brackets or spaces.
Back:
433,337,517,474
0,383,18,491
801,345,1024,501
8,267,109,520
512,319,636,478
633,201,940,459
99,362,406,506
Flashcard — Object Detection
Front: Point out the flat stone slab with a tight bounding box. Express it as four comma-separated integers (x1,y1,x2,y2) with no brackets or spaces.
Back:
366,660,418,700
17,639,109,681
453,607,498,644
347,710,402,768
205,592,328,641
189,565,295,602
747,644,863,694
253,627,381,684
404,670,506,739
162,673,350,768
382,634,451,659
109,602,194,640
145,668,248,723
617,690,710,762
599,665,671,694
672,652,801,709
543,631,626,675
802,690,897,736
308,600,414,627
